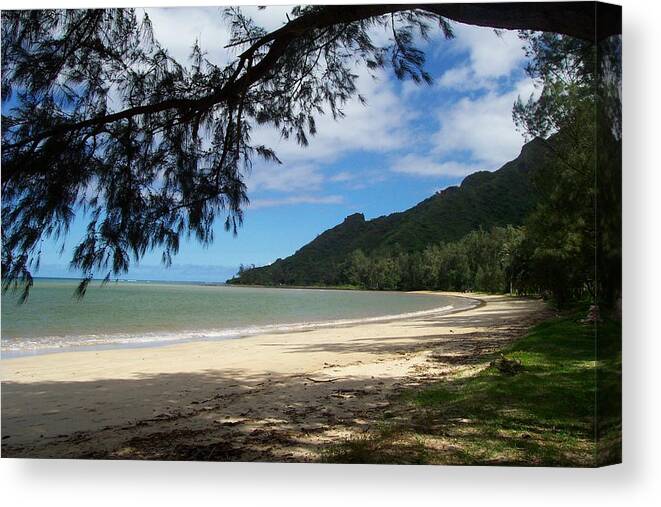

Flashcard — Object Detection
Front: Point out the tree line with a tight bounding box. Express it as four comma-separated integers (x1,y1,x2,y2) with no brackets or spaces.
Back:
320,216,600,308
342,226,524,294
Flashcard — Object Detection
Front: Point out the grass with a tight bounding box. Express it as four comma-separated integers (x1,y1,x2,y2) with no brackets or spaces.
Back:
324,308,622,466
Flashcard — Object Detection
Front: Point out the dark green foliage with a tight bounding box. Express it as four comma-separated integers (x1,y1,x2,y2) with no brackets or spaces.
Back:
595,35,622,309
365,225,527,292
513,31,621,307
229,138,547,288
234,225,528,294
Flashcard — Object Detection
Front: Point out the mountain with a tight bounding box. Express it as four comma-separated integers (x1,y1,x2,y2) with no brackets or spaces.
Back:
229,137,549,286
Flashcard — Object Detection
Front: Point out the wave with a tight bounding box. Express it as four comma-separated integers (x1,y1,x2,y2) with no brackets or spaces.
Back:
1,300,476,358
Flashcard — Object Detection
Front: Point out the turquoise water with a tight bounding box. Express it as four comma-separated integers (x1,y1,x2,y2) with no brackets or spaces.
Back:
1,278,473,357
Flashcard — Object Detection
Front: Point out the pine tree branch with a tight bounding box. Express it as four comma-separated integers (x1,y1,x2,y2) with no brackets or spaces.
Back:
3,3,620,151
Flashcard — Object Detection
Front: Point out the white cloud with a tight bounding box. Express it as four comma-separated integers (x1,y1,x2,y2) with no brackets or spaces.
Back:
437,24,526,92
450,24,525,79
144,6,293,68
391,154,482,178
246,164,324,193
329,171,355,183
250,67,414,166
144,6,413,175
438,65,472,88
144,7,232,67
241,5,293,33
395,24,536,179
249,194,344,209
432,78,537,168
393,24,534,179
329,168,390,190
438,65,493,91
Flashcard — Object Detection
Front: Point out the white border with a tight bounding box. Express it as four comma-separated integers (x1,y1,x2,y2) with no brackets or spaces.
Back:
2,1,660,506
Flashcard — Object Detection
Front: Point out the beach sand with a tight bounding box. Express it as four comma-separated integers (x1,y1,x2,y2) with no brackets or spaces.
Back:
1,293,547,461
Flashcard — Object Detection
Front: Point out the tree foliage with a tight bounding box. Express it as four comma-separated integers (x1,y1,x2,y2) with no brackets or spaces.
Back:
513,31,621,306
340,226,527,294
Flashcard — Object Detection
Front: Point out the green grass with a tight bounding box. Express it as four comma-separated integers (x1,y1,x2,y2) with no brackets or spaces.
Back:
324,309,621,466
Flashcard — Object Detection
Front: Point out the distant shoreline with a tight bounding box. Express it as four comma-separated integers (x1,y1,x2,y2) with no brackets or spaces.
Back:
224,282,484,296
224,282,369,291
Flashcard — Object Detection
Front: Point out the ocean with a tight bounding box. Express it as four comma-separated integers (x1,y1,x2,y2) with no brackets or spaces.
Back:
1,278,473,357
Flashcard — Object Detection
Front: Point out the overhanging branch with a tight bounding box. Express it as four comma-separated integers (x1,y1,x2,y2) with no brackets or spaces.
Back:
3,2,621,151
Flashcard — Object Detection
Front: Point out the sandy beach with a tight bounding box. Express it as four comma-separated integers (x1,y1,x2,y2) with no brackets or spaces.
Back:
1,293,547,460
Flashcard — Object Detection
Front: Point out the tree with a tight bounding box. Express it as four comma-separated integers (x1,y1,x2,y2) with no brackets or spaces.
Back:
500,225,527,295
345,249,370,287
1,4,621,300
513,28,621,307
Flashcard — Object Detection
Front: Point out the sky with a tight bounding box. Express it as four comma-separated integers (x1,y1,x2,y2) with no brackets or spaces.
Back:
34,5,537,282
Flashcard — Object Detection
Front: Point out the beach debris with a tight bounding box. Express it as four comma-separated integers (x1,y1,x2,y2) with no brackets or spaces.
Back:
330,388,367,399
306,377,341,383
217,419,245,427
490,354,523,375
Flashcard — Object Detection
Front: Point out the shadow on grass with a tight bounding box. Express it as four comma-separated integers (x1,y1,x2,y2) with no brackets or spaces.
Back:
324,310,622,467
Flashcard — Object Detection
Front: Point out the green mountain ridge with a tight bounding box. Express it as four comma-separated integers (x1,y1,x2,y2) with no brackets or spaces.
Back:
229,137,549,286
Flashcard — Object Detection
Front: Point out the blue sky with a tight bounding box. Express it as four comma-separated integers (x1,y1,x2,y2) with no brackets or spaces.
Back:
32,6,537,282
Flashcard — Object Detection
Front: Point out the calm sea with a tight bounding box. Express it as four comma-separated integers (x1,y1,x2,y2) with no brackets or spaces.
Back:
1,278,473,357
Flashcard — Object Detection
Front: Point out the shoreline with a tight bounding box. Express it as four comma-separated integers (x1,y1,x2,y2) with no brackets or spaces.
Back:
1,292,546,460
1,291,480,360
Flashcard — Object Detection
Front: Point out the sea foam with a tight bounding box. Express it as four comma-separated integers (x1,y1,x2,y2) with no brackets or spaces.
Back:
1,302,472,358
